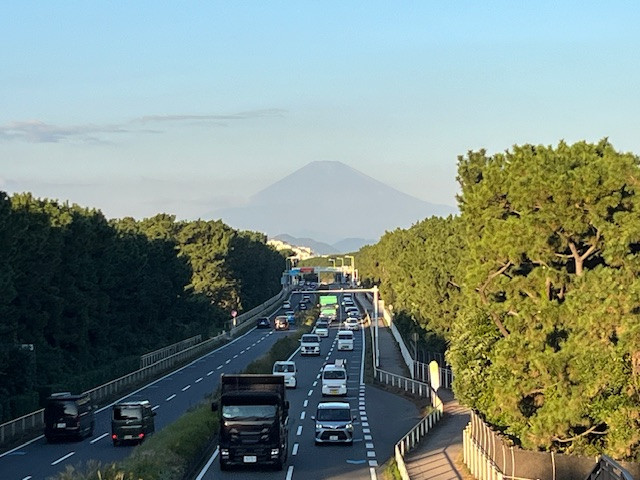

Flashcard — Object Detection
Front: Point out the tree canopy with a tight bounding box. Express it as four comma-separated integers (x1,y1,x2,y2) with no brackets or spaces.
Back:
0,195,285,422
357,140,640,460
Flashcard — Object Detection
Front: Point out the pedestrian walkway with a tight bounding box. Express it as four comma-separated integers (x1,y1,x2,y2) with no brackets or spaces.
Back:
373,318,470,480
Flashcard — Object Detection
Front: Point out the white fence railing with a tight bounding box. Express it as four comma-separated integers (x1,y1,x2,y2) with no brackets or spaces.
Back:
395,404,444,480
463,424,505,480
364,301,445,480
0,287,290,446
414,360,454,390
374,369,433,401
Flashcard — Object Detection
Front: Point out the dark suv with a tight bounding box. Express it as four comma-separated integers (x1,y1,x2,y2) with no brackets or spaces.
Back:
44,392,95,442
111,400,156,445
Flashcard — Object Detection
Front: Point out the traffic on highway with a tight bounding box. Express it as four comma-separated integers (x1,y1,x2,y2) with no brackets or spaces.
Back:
0,286,420,480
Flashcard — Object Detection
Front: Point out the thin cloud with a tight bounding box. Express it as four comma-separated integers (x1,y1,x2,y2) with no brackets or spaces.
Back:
0,109,286,143
135,109,287,124
0,120,130,144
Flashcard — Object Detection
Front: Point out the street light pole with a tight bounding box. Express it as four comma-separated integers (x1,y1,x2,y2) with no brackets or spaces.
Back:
344,255,355,285
373,285,379,368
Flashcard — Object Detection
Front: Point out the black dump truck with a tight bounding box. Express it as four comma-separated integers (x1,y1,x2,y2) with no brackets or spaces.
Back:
213,374,289,470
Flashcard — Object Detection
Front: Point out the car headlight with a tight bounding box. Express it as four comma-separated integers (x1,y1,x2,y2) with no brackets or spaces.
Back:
271,448,279,456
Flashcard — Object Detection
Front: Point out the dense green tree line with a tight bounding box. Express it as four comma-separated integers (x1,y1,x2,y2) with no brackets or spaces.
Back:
0,193,285,422
356,140,640,460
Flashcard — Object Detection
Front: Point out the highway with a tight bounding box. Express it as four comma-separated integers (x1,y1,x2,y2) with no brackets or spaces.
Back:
0,289,420,480
198,291,420,480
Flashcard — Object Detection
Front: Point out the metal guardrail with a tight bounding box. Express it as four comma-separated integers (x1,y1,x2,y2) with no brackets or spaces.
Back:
586,456,634,480
141,334,202,368
0,330,227,445
0,287,290,447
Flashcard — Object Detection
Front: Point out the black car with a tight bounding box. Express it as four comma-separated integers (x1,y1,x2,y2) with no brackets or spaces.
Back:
256,317,271,329
44,392,95,442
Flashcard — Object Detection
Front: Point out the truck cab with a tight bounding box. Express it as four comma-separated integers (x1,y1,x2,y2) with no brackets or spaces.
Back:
214,374,289,471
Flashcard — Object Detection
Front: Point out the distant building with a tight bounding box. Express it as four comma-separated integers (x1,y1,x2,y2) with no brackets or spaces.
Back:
267,239,314,260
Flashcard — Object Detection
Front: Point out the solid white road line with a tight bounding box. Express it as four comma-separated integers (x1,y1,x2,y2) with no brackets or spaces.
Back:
194,447,219,480
51,451,75,465
90,432,109,444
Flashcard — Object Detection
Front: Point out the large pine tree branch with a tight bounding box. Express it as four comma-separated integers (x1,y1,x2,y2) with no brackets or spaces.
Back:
552,425,607,443
477,261,512,337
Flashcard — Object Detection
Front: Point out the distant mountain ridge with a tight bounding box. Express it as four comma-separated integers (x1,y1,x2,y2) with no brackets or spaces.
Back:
271,234,375,255
211,161,457,245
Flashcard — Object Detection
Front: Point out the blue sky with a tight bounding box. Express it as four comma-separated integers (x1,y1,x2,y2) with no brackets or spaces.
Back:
2,1,639,220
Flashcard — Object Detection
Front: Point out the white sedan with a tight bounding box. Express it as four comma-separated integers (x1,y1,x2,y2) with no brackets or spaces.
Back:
343,318,359,331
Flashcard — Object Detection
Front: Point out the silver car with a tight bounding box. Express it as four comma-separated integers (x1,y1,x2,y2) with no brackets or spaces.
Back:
313,401,356,444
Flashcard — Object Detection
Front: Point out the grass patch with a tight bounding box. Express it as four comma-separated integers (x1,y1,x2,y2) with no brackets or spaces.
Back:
377,457,403,480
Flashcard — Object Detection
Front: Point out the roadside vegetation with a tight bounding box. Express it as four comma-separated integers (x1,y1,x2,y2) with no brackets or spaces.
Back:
356,139,640,460
0,195,285,422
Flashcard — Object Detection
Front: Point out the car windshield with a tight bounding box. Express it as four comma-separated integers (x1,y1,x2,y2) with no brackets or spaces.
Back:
114,406,142,421
317,408,351,422
222,404,276,421
338,334,352,340
274,364,294,373
47,400,77,417
302,335,318,342
323,370,346,379
317,322,328,328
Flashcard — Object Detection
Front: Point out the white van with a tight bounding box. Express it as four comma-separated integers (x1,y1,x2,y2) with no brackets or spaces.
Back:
321,360,348,396
300,334,321,356
337,330,354,351
272,361,297,388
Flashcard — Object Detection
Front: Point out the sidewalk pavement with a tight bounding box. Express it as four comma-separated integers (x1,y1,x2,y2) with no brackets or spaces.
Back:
373,317,471,480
